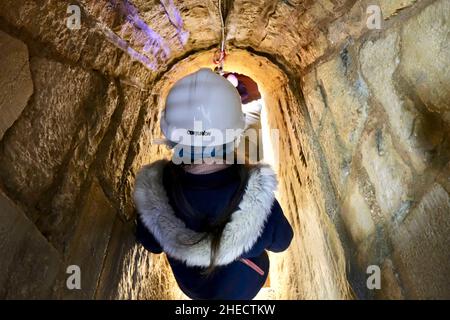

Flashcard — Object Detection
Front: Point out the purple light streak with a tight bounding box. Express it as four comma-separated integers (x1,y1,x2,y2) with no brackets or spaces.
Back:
86,0,189,71
160,0,190,45
122,0,171,59
94,0,177,71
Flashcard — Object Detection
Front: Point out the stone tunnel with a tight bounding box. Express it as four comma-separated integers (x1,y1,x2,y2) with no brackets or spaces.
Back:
0,0,449,299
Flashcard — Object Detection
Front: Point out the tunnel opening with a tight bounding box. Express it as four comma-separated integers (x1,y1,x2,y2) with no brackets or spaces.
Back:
135,48,353,300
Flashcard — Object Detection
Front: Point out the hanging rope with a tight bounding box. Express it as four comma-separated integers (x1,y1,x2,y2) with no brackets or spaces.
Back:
213,0,227,74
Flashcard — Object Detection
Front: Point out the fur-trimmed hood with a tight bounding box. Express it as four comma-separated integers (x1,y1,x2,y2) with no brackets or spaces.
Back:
133,160,278,267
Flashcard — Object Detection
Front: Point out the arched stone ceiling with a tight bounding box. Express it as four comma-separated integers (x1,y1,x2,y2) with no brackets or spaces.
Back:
79,0,354,78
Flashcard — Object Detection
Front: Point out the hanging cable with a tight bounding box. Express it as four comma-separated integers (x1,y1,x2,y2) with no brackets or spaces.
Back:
213,0,227,74
219,0,225,53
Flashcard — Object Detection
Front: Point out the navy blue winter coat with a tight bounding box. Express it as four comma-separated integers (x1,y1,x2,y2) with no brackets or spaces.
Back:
134,160,293,300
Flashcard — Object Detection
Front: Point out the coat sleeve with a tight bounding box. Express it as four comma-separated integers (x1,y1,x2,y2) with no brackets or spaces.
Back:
135,214,163,254
266,199,294,253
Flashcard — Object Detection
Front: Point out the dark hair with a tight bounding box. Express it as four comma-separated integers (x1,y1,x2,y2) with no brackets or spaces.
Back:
166,161,250,275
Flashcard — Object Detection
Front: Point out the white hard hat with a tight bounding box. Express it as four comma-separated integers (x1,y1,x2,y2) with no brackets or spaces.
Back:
160,68,245,150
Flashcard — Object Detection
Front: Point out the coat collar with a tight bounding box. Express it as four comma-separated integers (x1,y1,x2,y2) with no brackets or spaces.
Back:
133,160,277,267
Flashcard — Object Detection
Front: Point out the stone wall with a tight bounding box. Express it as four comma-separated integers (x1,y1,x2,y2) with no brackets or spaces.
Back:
301,0,450,299
0,0,175,299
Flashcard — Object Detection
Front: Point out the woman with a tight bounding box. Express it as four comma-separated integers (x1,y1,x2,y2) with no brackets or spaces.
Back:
134,68,293,300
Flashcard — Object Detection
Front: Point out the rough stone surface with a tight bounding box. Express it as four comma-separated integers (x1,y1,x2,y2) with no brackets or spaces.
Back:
342,180,376,244
0,0,154,82
0,190,62,299
361,127,413,218
0,57,104,210
379,0,417,19
302,71,326,133
391,183,450,299
318,111,351,198
97,84,148,220
399,0,450,124
437,162,450,195
95,217,182,300
45,81,119,252
0,31,33,141
57,179,116,299
375,258,404,300
315,51,369,151
327,2,368,49
360,31,427,172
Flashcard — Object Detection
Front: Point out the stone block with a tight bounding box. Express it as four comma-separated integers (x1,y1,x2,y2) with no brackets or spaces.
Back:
60,178,116,299
98,85,143,207
0,31,33,141
437,162,450,195
379,0,417,19
361,127,413,219
318,111,351,198
391,183,450,299
0,190,62,299
342,179,376,245
302,70,326,134
399,0,450,123
375,258,404,300
0,57,104,208
327,2,366,46
316,52,369,151
360,31,429,172
46,81,118,251
95,215,181,300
